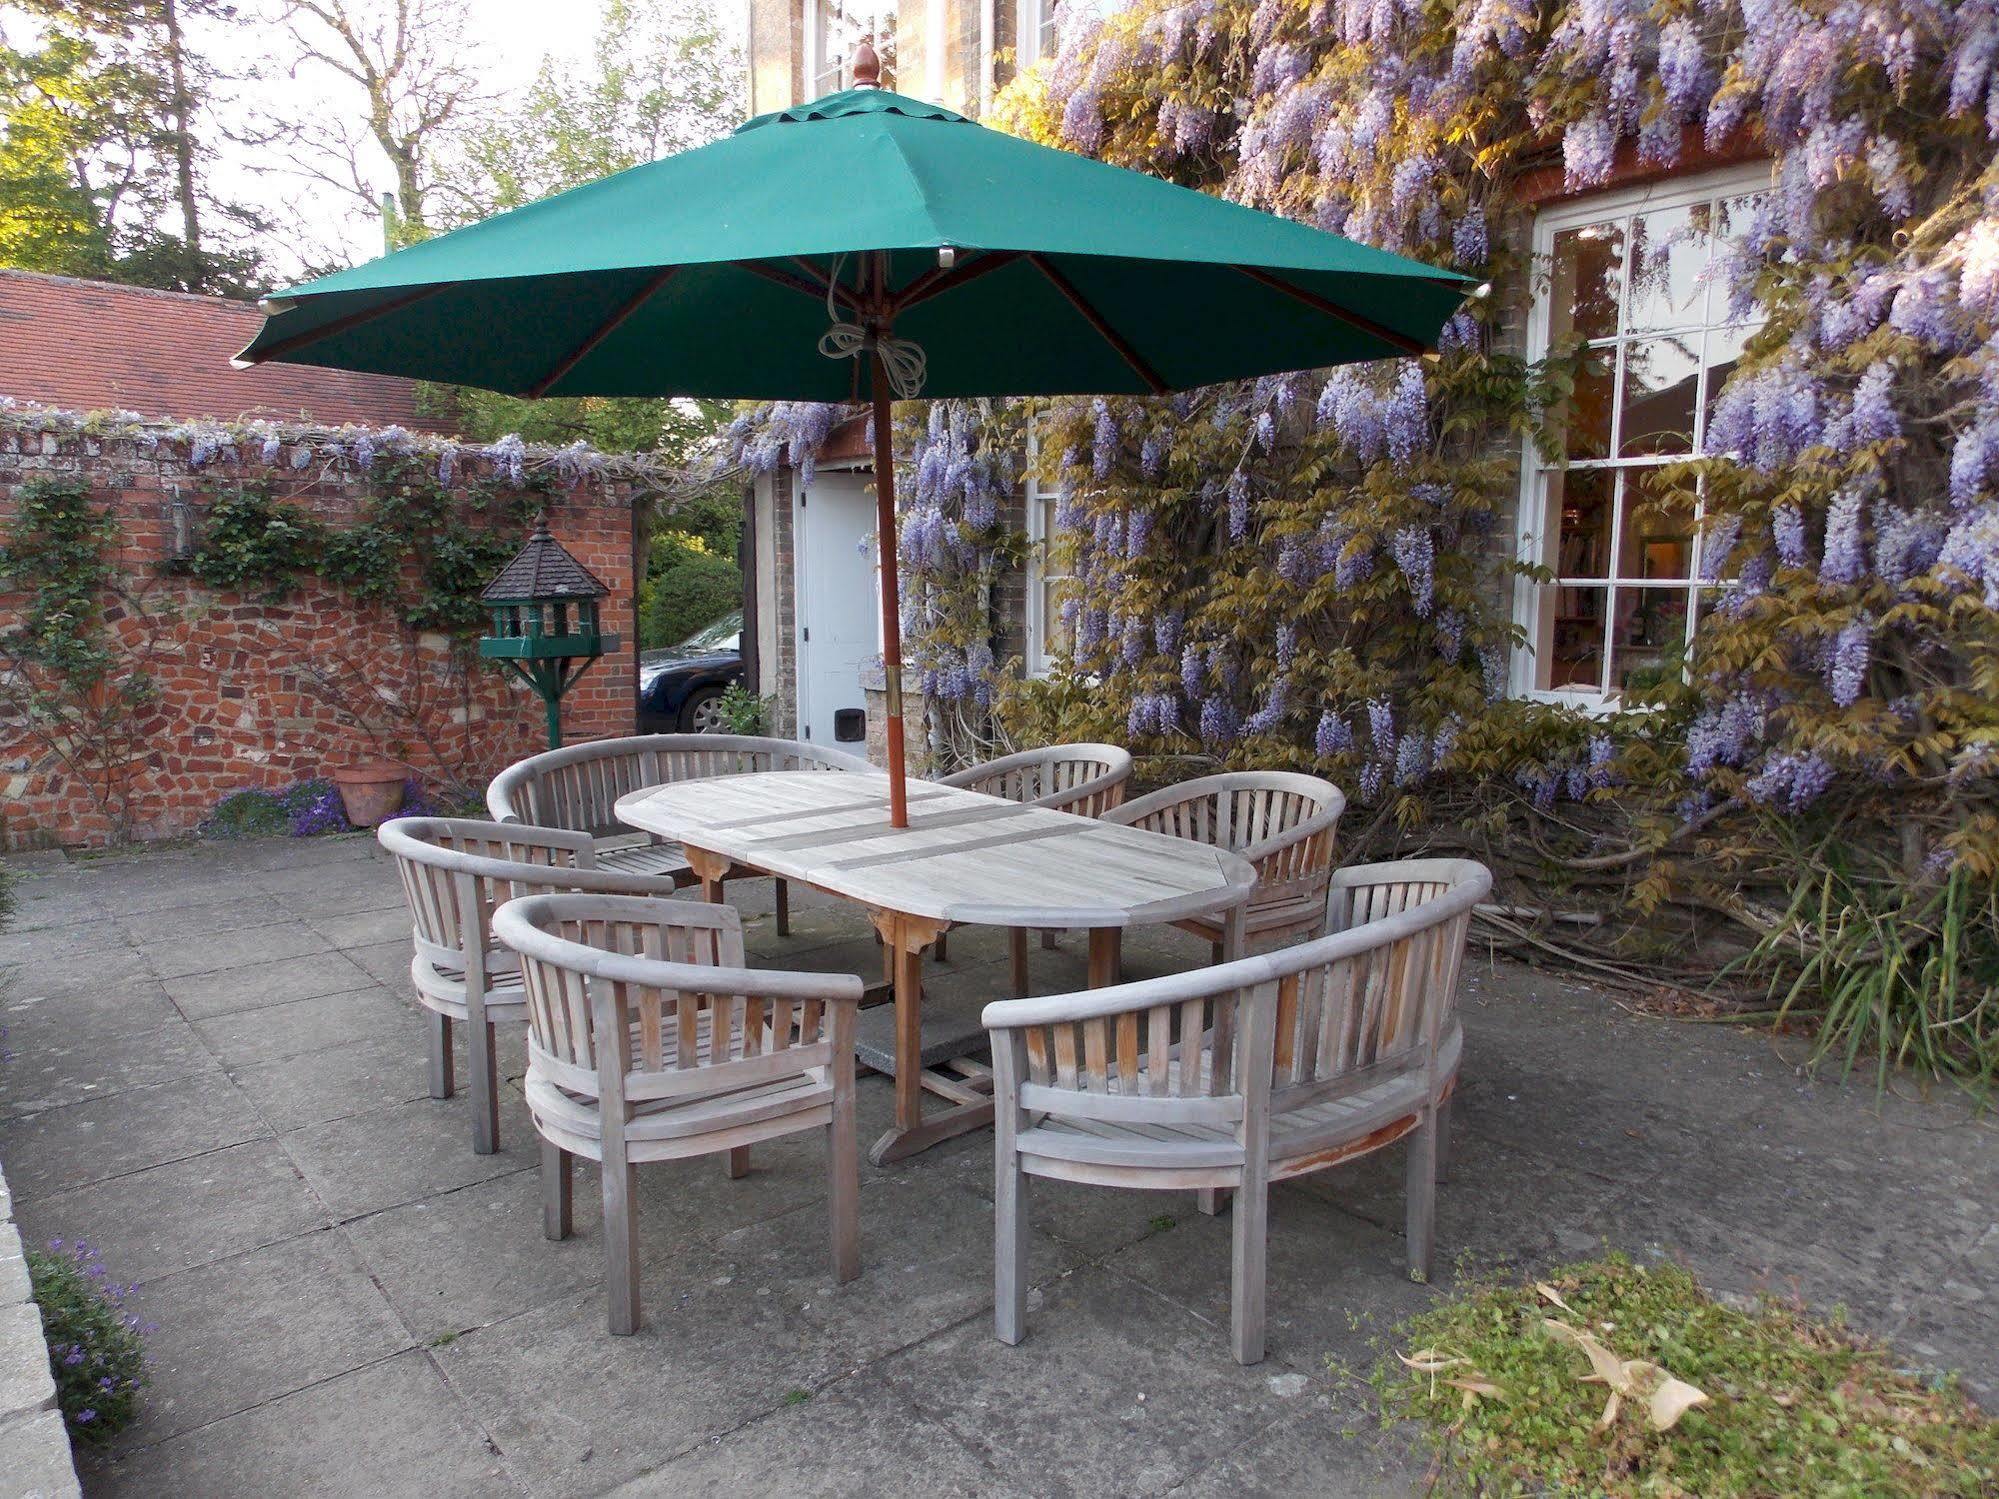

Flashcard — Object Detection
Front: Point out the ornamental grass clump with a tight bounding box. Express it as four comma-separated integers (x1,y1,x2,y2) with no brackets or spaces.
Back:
1375,1255,1999,1498
28,1239,148,1445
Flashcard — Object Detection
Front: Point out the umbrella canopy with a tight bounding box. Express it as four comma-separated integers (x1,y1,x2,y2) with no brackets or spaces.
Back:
237,49,1471,823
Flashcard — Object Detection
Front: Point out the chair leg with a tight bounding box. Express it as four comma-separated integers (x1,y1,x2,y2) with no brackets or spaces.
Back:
994,1151,1029,1345
725,1146,751,1179
468,1017,500,1156
542,1139,572,1241
1230,1175,1269,1365
426,1012,454,1099
1434,1095,1454,1185
827,1129,859,1284
1008,928,1029,998
775,877,791,937
1197,1187,1232,1216
603,1159,641,1335
1210,940,1225,966
1406,1107,1438,1284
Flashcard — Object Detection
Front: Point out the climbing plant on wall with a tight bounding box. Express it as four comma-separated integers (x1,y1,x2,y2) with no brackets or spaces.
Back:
0,475,163,837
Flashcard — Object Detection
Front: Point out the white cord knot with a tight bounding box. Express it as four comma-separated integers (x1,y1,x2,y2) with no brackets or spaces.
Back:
817,254,928,399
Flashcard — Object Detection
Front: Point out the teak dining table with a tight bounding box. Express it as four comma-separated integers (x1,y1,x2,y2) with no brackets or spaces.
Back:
616,770,1257,1164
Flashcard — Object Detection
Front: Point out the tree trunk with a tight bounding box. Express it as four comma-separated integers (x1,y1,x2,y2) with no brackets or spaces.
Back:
161,0,204,288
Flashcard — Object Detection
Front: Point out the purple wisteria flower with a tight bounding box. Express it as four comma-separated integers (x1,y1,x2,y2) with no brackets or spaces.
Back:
1358,761,1385,800
1390,525,1436,616
1772,504,1810,568
1820,486,1868,583
1745,751,1835,812
1315,709,1353,756
1825,617,1872,705
1199,696,1239,746
1367,695,1396,753
1686,691,1767,777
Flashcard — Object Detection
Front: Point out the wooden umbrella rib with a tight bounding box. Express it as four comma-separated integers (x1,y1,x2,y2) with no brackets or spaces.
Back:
741,259,863,318
235,282,454,365
1234,265,1428,357
1026,253,1168,395
892,249,1023,313
524,267,678,398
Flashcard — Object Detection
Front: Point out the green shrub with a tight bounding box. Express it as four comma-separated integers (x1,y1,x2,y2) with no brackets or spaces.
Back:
638,530,741,649
713,684,771,735
28,1240,147,1445
1375,1255,1999,1497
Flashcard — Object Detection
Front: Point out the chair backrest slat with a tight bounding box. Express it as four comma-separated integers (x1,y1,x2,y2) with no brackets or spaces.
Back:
939,743,1134,819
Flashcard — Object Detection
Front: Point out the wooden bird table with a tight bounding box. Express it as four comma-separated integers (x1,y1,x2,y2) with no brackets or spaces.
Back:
616,770,1255,1165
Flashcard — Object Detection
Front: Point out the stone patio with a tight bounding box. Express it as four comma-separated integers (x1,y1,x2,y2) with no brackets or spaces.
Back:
0,831,1992,1497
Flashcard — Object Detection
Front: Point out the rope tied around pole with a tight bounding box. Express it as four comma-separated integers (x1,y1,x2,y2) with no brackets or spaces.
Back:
817,252,928,399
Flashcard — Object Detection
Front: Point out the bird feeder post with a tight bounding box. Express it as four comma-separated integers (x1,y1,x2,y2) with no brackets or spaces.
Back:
477,516,620,750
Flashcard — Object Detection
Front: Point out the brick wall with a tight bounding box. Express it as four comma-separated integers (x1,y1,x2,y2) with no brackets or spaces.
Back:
0,431,637,849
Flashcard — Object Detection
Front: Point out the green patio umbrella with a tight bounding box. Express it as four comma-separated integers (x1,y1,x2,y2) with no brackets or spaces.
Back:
236,43,1471,827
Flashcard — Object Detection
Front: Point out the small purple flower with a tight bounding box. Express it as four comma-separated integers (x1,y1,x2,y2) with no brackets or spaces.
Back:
1821,486,1868,584
1358,761,1385,800
1746,752,1835,812
1772,505,1810,568
1367,695,1396,753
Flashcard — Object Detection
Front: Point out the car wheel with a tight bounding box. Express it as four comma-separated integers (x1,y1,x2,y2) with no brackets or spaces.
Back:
681,685,728,733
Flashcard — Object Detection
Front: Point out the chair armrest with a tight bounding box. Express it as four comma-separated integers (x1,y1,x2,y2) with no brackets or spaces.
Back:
982,953,1290,1031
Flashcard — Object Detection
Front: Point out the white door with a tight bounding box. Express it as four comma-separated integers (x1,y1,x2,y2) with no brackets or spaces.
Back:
794,469,879,749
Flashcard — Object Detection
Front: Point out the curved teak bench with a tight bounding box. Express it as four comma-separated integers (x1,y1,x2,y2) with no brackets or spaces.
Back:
487,733,875,932
983,857,1491,1364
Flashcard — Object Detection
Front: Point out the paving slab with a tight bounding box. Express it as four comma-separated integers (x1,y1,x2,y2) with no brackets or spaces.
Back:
0,1012,223,1122
161,950,377,1021
1103,1186,1438,1378
13,1139,328,1286
604,1369,1026,1497
1168,1387,1428,1498
430,1277,857,1498
141,920,336,981
0,1075,267,1197
877,1263,1309,1499
279,1092,541,1221
115,894,295,946
81,1349,520,1499
228,1029,436,1131
348,1167,734,1344
112,1229,414,1446
191,982,419,1069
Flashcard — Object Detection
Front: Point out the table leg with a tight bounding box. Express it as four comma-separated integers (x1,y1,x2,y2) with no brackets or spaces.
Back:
1087,928,1122,989
682,847,731,907
868,910,992,1166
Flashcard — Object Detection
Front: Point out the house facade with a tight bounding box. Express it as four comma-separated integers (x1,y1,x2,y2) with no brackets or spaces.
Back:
740,2,1773,749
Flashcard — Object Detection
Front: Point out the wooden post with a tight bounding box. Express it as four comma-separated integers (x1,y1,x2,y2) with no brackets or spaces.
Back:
868,259,909,829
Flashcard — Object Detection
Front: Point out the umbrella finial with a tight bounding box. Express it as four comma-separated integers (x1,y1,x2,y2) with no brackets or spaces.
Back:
852,37,881,88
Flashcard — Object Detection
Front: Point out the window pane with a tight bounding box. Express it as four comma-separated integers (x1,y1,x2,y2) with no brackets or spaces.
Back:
1618,475,1696,580
1544,467,1614,578
1548,222,1624,342
1041,578,1073,658
1609,587,1690,691
1619,334,1700,456
1699,323,1755,450
1534,584,1607,692
1625,202,1712,333
1562,344,1616,460
1707,192,1770,324
815,1,897,92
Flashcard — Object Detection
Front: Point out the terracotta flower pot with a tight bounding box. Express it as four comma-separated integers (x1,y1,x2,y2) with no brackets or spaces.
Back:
328,760,407,827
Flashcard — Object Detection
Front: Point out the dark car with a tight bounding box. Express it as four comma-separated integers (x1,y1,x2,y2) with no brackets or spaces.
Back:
638,612,743,733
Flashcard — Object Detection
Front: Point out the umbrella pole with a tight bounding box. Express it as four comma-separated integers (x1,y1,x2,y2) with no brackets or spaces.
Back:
869,348,910,829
